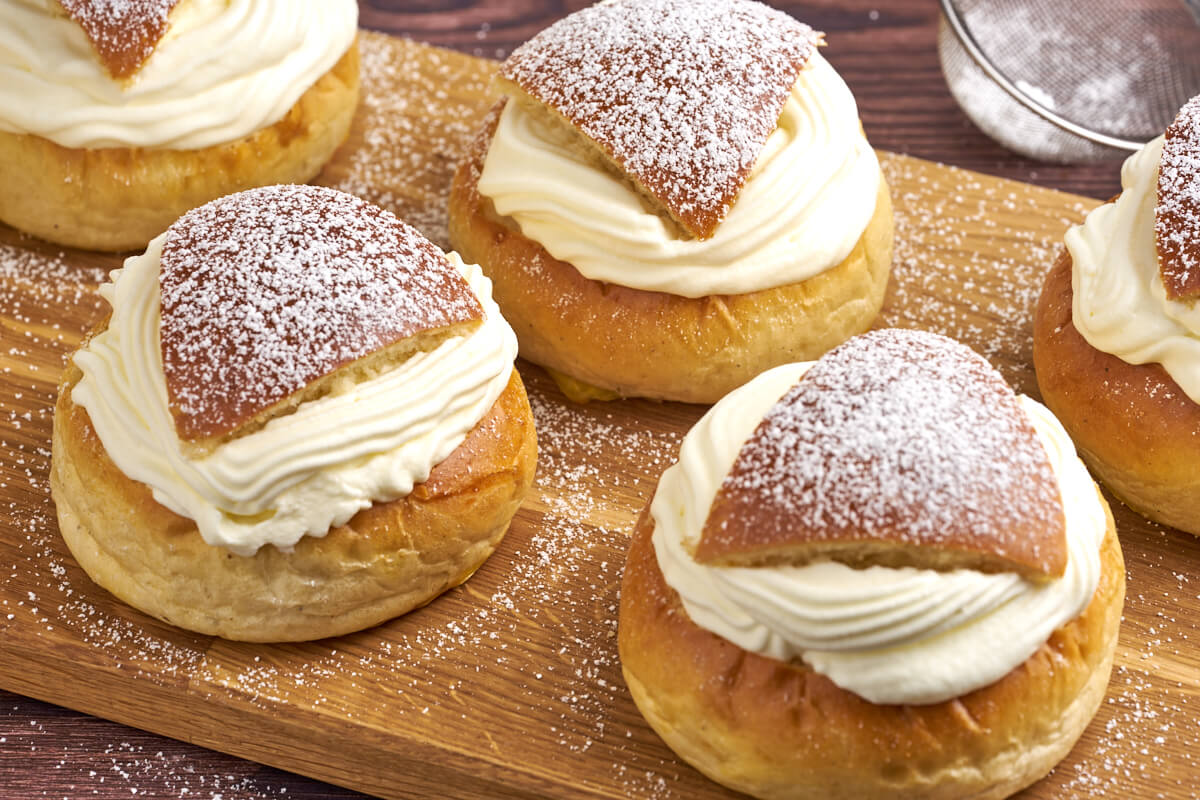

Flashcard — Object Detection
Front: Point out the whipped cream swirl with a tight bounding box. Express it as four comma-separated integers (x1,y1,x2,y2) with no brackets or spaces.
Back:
477,52,881,298
0,0,357,150
650,363,1107,705
1068,135,1200,404
72,240,517,556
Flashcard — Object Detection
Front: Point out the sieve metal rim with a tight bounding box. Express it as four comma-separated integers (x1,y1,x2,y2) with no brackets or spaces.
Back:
938,0,1145,153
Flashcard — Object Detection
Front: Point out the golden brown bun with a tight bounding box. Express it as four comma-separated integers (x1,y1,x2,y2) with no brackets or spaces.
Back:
1033,246,1200,535
0,40,359,253
619,501,1124,800
447,106,894,404
50,362,537,643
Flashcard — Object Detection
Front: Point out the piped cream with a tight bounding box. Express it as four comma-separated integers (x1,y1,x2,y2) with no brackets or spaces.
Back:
1069,135,1200,404
650,363,1106,705
0,0,357,150
477,52,881,298
72,242,517,556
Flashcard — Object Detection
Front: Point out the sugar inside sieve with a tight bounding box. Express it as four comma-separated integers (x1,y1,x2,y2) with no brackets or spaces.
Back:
939,0,1200,163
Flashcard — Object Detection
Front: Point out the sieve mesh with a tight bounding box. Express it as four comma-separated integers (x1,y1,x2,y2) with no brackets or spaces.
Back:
939,0,1200,162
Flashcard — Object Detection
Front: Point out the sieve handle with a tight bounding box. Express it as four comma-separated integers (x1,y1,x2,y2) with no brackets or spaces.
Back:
938,0,1145,153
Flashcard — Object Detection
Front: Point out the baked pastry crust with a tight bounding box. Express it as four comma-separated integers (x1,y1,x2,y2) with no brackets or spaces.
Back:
1155,94,1200,300
619,500,1124,800
156,185,484,446
51,359,537,642
1033,246,1200,535
58,0,181,79
447,106,894,405
0,40,360,253
498,0,821,239
696,329,1067,579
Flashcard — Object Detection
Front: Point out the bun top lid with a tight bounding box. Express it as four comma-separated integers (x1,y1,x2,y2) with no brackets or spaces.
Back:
501,0,820,240
158,185,484,444
1157,93,1200,301
57,0,181,80
697,329,1069,580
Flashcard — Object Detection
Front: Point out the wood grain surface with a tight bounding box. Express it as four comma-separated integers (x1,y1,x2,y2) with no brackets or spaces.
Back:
2,10,1197,800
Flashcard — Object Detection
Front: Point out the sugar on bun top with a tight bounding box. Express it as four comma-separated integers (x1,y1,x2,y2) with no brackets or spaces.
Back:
50,185,535,642
1033,92,1200,537
57,0,181,80
625,327,1120,800
159,184,484,447
1156,93,1200,301
64,182,520,557
698,329,1068,580
499,0,822,240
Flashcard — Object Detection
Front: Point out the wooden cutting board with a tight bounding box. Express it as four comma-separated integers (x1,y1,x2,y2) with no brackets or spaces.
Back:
1,32,1198,800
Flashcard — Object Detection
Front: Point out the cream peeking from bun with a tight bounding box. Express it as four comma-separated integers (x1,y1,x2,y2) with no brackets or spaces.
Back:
50,185,536,642
0,0,359,251
449,0,892,403
1034,93,1200,536
620,329,1123,800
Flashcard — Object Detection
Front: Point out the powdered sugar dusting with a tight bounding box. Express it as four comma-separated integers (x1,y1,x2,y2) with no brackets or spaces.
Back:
502,0,818,238
159,184,482,441
3,41,1200,795
317,32,497,250
705,329,1065,572
1155,93,1200,300
57,0,179,79
877,154,1093,396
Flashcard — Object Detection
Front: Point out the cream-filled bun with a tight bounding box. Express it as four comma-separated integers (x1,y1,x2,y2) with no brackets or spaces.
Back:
448,0,892,404
619,329,1123,800
0,0,359,252
50,185,536,642
1034,94,1200,536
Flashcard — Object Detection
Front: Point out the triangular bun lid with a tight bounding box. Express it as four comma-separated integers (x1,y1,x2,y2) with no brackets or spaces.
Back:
58,0,182,80
159,185,484,444
500,0,820,240
1156,93,1200,301
697,329,1068,580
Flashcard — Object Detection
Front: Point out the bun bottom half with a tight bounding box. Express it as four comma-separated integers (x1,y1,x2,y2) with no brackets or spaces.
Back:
618,502,1123,800
0,42,360,253
1033,247,1200,536
447,109,894,405
50,363,537,643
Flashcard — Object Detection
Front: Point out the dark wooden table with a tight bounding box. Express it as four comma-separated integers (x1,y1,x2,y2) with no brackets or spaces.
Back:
0,1,1130,798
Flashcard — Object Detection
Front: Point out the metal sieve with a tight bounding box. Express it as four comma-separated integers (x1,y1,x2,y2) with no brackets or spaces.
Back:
938,0,1200,163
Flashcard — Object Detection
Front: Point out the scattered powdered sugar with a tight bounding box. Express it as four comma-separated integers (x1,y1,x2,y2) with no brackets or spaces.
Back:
159,184,481,440
0,717,309,800
0,247,690,796
3,45,1200,797
707,329,1063,569
1155,93,1200,299
57,0,179,79
1051,532,1200,799
154,383,689,798
877,153,1093,396
318,33,496,250
501,0,818,238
